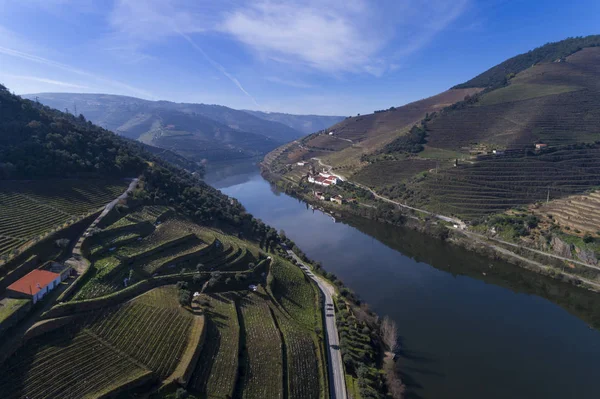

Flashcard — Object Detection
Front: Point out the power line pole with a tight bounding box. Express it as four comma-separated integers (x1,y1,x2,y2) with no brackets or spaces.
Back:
74,102,77,115
547,187,550,204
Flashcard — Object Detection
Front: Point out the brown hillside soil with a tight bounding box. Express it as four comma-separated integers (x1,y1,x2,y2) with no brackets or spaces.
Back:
426,47,600,152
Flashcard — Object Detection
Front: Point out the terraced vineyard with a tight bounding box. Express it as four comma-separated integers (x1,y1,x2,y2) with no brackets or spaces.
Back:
191,293,240,397
76,214,261,300
427,48,600,152
106,205,171,230
239,294,284,399
0,179,129,257
353,158,437,188
270,305,323,399
0,326,152,399
84,286,198,380
0,285,202,398
412,146,600,218
535,191,600,235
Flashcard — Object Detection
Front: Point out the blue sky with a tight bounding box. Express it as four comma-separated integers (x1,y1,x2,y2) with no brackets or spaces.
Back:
0,0,598,115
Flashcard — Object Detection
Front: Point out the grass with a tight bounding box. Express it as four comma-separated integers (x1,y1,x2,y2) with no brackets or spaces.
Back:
238,293,284,399
191,293,240,398
0,298,30,323
268,258,320,329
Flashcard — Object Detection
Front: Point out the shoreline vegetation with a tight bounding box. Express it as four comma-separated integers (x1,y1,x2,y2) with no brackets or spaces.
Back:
259,166,600,296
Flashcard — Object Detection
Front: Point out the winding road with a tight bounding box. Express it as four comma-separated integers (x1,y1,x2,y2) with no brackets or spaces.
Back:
311,157,466,228
286,249,348,399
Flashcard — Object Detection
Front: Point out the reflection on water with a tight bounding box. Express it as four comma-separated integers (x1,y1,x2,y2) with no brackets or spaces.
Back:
218,170,600,399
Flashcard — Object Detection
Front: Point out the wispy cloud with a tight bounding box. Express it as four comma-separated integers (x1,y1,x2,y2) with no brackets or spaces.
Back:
265,76,313,89
2,74,90,89
106,0,468,80
176,30,260,107
0,45,155,98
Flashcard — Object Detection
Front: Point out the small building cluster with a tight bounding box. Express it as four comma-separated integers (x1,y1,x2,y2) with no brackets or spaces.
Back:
308,171,338,187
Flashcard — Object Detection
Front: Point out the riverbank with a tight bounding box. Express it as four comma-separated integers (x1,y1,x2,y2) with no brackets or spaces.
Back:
260,167,600,294
219,169,600,399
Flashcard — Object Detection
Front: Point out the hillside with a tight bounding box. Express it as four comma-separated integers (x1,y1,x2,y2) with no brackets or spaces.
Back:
265,36,600,222
24,93,303,164
244,110,345,135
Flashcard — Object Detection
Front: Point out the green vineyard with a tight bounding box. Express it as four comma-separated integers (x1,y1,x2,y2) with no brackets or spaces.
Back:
0,179,129,257
191,293,241,398
0,286,202,398
412,146,600,218
239,294,284,399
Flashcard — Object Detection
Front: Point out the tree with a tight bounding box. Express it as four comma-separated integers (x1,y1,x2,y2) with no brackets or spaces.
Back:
381,316,398,354
178,290,192,307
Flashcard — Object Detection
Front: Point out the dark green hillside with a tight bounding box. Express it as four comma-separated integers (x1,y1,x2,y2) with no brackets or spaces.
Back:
454,35,600,89
0,86,145,179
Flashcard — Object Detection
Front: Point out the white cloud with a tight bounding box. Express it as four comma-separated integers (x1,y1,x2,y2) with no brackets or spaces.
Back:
220,0,469,76
220,0,383,74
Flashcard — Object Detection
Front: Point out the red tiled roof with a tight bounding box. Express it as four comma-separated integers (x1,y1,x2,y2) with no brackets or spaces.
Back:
7,269,60,296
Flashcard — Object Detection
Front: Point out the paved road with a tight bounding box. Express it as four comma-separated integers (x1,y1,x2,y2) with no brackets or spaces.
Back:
72,178,139,260
286,249,347,399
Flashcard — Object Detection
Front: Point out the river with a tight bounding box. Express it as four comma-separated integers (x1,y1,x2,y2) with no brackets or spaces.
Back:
208,167,600,399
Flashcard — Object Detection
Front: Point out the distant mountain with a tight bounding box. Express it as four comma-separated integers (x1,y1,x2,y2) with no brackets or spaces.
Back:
243,110,345,135
23,93,305,164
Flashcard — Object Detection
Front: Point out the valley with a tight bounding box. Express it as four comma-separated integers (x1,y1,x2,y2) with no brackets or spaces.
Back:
1,20,600,399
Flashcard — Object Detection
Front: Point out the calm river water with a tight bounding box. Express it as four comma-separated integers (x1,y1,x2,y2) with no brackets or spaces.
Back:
209,168,600,399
